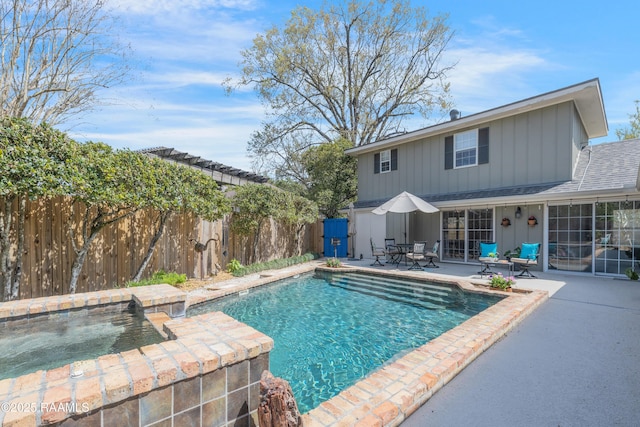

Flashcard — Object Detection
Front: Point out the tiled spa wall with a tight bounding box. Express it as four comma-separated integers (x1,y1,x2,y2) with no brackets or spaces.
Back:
0,285,274,427
58,353,269,427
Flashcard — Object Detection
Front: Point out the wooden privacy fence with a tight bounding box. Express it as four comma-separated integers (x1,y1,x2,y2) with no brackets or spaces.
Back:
2,196,323,300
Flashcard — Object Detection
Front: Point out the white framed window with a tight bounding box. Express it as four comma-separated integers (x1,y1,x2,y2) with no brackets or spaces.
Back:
454,129,478,168
380,150,391,173
374,148,397,174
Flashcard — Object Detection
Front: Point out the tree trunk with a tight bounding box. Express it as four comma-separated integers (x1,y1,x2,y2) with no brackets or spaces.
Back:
295,224,305,256
68,239,93,294
258,371,302,427
253,221,263,263
1,196,15,301
132,211,171,282
9,196,27,300
68,204,135,294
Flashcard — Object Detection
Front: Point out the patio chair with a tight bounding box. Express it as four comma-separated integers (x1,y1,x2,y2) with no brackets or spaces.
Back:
479,241,498,257
511,242,540,277
424,240,440,268
384,238,401,264
478,241,498,275
370,238,386,266
406,241,426,270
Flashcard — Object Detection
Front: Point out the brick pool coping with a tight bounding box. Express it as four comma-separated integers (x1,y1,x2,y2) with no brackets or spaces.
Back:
184,262,548,427
0,262,547,426
0,284,186,322
0,286,273,426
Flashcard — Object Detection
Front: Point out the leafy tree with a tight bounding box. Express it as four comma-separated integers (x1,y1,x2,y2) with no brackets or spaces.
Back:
302,139,357,218
181,165,232,225
132,160,232,281
0,0,130,125
273,178,308,198
227,0,453,177
230,184,288,262
616,100,640,140
0,117,76,300
280,192,319,255
67,144,151,293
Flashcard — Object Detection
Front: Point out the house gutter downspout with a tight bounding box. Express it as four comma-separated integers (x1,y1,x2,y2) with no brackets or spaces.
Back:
577,146,592,191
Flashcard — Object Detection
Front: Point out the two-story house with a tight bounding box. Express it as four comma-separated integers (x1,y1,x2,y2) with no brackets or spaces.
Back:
346,78,640,276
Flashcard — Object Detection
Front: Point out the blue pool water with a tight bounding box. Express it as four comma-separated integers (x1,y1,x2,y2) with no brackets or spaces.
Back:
187,271,502,413
0,306,164,380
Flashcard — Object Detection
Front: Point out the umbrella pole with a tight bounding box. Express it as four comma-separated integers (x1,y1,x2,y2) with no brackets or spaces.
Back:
349,233,357,260
404,213,407,244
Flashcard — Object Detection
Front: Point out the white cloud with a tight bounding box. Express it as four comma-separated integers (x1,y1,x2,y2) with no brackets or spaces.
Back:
111,0,259,15
143,70,231,87
66,88,266,172
444,46,549,115
466,15,529,42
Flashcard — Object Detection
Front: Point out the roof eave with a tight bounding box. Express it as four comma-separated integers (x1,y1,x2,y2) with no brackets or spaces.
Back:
346,78,608,156
432,189,635,209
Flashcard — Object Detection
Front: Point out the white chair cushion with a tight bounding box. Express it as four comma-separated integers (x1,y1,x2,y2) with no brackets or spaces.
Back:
511,257,537,265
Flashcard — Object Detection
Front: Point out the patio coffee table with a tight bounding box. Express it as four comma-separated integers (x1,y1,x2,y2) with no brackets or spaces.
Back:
478,257,514,278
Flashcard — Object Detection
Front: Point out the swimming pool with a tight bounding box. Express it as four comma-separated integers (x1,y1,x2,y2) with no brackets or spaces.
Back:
187,271,503,413
0,304,165,380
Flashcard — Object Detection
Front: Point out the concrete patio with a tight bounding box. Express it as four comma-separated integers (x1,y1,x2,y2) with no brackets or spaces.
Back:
343,259,640,426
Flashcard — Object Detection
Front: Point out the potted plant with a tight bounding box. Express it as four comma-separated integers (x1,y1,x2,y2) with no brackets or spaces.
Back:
528,215,538,226
504,247,521,261
326,257,342,268
487,252,499,262
488,273,515,291
625,268,639,280
501,217,511,227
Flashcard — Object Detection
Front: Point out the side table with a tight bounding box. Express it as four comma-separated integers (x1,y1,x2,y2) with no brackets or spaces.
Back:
478,257,514,278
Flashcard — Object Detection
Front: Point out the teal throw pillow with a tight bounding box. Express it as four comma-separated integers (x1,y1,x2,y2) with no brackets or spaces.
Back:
520,243,539,260
479,242,498,257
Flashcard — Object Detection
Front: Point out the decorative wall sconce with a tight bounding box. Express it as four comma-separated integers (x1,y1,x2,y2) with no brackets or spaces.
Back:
501,217,511,227
515,206,522,219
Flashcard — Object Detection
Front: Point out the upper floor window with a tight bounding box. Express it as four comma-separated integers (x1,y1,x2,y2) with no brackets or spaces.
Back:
374,148,397,174
445,127,489,170
454,130,477,168
380,150,391,172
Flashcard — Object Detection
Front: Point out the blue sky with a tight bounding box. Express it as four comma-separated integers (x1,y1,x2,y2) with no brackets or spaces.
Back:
65,0,640,172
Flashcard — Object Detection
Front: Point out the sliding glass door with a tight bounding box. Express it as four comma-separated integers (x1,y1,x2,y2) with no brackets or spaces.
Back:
548,201,640,275
441,209,493,262
594,201,640,275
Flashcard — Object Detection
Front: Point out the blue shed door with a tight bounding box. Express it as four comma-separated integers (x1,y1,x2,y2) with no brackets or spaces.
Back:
323,218,348,257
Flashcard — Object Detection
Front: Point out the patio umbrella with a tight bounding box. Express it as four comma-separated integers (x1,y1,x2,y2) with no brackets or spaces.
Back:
372,191,439,243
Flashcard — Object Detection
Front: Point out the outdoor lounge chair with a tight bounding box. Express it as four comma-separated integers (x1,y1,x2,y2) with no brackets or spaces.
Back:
478,241,498,275
370,238,386,266
423,240,440,268
384,238,401,264
406,242,426,270
511,242,540,277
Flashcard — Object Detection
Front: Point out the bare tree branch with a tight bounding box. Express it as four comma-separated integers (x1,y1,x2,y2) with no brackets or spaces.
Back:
0,0,130,125
228,0,454,176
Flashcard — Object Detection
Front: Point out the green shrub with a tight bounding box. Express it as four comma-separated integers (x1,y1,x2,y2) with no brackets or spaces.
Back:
232,253,319,277
125,270,187,287
625,268,639,280
227,259,243,274
326,257,342,268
